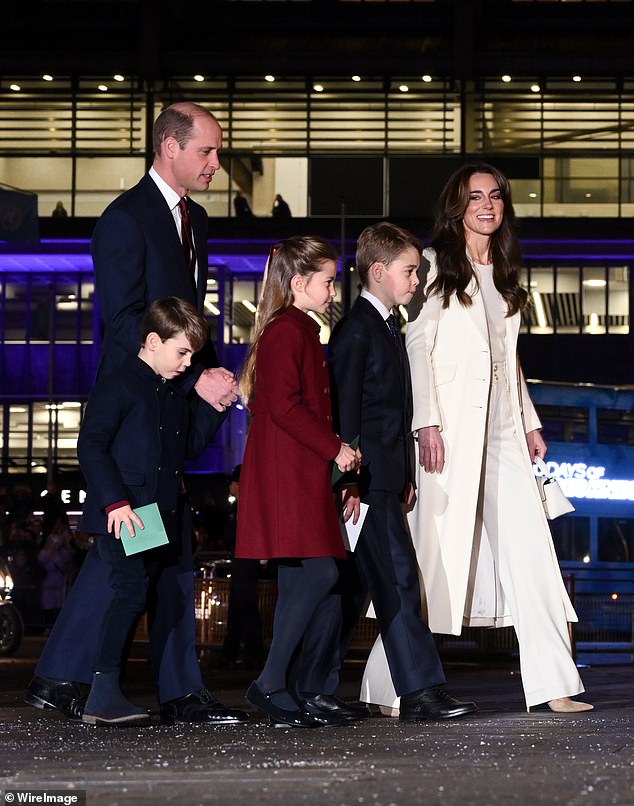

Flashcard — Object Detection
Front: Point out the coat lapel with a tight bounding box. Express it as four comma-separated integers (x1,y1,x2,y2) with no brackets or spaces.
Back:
355,297,410,413
140,176,198,305
358,297,403,363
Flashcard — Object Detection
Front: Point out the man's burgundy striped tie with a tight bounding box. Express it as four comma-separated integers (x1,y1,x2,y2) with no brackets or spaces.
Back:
178,196,197,281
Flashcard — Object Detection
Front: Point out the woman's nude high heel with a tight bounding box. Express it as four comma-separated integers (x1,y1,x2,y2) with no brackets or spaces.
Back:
547,697,594,713
527,697,593,714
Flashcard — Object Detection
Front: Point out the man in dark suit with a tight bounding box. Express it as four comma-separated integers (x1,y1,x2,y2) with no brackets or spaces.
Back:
297,222,476,721
26,102,248,725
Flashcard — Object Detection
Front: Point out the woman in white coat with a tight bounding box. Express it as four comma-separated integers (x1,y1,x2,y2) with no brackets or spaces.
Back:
361,163,592,714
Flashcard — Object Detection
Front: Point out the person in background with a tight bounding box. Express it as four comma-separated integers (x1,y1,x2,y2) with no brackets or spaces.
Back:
41,483,67,541
38,519,74,629
271,194,291,219
52,201,68,218
234,191,254,219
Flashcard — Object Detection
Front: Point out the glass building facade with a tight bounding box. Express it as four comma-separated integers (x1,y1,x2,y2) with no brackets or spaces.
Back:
5,75,634,219
0,1,633,583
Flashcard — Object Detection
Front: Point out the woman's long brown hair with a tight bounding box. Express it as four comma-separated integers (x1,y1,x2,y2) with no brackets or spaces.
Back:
429,162,527,315
239,236,338,405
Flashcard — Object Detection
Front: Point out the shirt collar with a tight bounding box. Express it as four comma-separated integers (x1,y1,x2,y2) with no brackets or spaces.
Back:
149,165,183,212
360,289,393,321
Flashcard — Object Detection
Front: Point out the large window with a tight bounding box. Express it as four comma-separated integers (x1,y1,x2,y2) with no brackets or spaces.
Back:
6,74,634,218
543,158,619,218
2,401,84,474
0,272,95,344
220,268,340,346
534,404,589,443
598,518,634,563
550,516,591,564
521,264,630,335
597,409,634,445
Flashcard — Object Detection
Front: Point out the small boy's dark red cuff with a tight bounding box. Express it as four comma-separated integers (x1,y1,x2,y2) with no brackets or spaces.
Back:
105,500,130,515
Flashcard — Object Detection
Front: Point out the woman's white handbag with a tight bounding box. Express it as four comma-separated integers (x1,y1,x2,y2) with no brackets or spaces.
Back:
534,457,575,520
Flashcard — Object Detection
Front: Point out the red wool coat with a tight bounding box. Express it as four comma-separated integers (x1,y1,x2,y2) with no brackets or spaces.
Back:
236,306,346,560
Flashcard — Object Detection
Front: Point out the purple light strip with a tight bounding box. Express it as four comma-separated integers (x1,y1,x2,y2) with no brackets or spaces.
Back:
521,239,634,245
1,238,634,271
523,254,634,261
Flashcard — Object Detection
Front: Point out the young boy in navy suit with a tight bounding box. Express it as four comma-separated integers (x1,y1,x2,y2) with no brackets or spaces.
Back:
298,222,476,722
76,297,243,726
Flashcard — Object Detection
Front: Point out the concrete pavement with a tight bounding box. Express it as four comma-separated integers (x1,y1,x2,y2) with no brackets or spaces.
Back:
1,638,632,806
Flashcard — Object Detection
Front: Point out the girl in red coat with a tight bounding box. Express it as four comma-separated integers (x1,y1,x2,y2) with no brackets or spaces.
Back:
236,236,360,728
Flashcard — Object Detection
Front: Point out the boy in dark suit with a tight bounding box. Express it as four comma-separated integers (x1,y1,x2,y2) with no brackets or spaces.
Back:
76,298,246,726
299,222,476,721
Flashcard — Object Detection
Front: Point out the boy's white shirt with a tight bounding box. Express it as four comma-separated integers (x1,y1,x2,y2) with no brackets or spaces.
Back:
360,288,392,322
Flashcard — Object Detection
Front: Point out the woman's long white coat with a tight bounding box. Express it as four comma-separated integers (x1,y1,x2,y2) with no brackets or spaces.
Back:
406,248,577,636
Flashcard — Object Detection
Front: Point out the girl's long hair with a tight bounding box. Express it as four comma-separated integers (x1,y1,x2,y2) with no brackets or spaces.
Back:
429,162,527,315
239,236,338,404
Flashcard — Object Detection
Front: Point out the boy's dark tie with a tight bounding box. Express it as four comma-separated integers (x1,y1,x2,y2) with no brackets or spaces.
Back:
386,313,407,370
386,313,400,342
178,196,197,281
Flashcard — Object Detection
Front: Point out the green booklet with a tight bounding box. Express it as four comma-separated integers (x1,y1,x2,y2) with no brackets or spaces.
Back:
119,502,169,556
332,435,360,486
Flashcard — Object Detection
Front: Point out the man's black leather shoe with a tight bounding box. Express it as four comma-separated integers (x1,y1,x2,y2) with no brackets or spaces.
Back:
25,675,88,720
160,687,250,725
302,694,369,722
400,686,477,721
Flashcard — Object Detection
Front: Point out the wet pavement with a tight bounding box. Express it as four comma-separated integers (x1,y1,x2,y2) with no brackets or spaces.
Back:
1,638,633,805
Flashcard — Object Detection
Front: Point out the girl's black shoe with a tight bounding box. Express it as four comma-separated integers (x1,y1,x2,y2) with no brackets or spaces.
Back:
245,682,317,728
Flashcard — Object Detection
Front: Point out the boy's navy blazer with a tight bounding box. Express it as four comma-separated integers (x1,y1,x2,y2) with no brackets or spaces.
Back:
77,355,220,539
329,295,413,495
90,173,215,387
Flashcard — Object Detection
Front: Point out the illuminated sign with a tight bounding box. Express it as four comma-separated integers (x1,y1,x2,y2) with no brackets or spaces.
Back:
41,488,86,505
61,488,86,505
534,461,634,502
